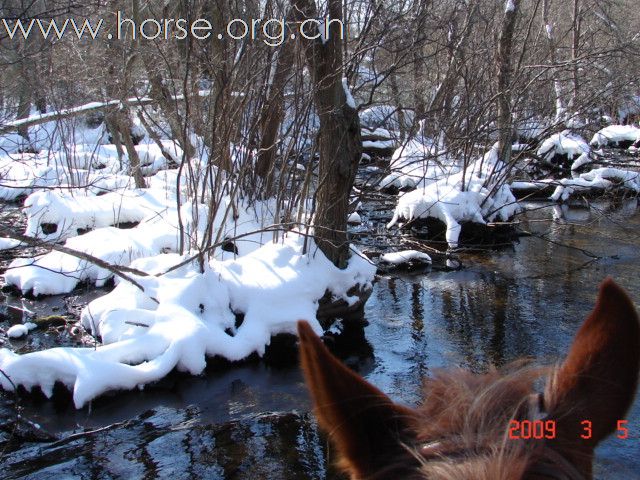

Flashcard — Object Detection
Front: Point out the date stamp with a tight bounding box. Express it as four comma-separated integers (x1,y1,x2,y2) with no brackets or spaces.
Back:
508,419,630,440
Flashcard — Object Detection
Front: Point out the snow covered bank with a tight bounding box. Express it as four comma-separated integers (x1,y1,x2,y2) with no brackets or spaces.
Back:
537,130,590,169
590,125,640,149
0,233,376,408
387,146,520,248
4,191,287,296
511,167,640,202
549,167,640,202
23,188,173,241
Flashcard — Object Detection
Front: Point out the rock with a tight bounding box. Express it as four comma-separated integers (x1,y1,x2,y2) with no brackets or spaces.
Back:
377,250,432,273
347,212,361,225
316,285,372,329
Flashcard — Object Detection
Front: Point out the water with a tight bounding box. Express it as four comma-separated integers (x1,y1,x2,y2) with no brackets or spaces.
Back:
2,200,640,479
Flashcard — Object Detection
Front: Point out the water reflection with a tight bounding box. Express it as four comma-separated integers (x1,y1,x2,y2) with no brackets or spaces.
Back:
1,406,341,480
362,202,640,478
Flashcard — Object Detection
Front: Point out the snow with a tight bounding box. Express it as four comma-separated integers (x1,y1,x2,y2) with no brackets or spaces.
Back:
0,138,182,202
380,250,432,265
361,127,393,140
7,324,29,338
0,91,209,137
510,180,555,192
590,125,640,148
6,322,37,338
347,212,361,224
4,194,287,296
23,188,173,241
537,131,590,164
505,0,516,13
570,152,592,171
550,167,640,202
0,101,383,408
5,221,180,296
379,138,449,190
0,233,375,408
342,78,357,109
0,238,21,250
387,146,520,248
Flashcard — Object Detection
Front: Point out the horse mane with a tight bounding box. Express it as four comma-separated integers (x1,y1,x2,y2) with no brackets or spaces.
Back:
410,365,556,479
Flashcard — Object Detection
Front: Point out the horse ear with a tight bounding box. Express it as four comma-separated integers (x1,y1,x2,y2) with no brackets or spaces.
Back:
546,278,640,450
297,321,417,479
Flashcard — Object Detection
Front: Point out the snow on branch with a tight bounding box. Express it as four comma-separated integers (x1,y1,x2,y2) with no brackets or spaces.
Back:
0,90,211,134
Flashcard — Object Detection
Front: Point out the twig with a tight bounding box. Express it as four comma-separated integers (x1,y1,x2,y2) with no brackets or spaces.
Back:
0,226,155,300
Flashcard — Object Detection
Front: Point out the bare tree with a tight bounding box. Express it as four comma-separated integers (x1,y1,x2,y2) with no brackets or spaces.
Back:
293,0,362,268
497,0,520,164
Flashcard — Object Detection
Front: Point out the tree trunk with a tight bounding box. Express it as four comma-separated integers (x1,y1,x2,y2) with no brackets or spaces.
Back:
571,0,581,108
255,38,294,197
117,111,146,188
543,0,565,122
496,0,520,164
293,0,362,268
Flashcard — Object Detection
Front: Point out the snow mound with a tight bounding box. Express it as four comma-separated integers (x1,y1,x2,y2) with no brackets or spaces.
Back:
5,195,283,296
0,154,59,200
23,188,173,241
590,125,640,149
0,234,375,408
379,250,432,266
387,146,520,248
5,221,180,296
537,131,590,165
0,153,134,201
7,324,32,338
379,139,449,190
550,167,640,202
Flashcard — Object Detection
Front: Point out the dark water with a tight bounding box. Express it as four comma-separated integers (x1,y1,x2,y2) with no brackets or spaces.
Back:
2,200,640,479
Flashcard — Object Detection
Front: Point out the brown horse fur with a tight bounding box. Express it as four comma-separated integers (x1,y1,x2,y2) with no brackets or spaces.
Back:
298,278,640,480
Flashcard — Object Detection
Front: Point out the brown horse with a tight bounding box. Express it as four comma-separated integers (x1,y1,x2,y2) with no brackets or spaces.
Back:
298,278,640,479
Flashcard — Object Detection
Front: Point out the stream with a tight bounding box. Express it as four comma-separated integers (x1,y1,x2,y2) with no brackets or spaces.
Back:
1,198,640,479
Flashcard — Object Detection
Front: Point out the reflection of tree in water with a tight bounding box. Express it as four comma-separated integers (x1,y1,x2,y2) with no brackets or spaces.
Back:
1,406,340,479
204,412,336,479
439,273,527,371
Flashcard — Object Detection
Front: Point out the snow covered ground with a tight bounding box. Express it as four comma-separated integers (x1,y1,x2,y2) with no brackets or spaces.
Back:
378,138,451,190
386,145,520,248
590,125,640,149
0,115,379,406
1,110,639,407
0,233,375,408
